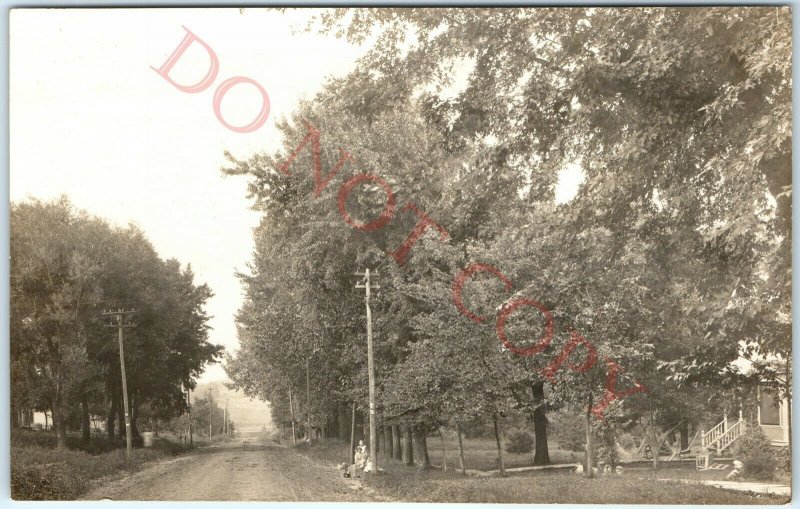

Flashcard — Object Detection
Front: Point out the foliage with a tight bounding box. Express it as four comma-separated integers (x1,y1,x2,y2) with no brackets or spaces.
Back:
224,7,791,475
550,411,585,452
593,412,621,468
10,429,180,500
773,446,791,481
504,429,534,454
10,197,222,444
734,426,777,480
190,394,228,436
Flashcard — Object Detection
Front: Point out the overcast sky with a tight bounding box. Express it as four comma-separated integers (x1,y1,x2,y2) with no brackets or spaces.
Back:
10,7,582,386
10,8,376,383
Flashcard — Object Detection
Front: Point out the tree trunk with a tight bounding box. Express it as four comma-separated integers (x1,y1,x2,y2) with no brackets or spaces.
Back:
648,405,660,470
439,428,448,472
107,394,117,440
349,403,356,463
492,413,506,476
786,353,792,452
531,381,551,465
585,394,594,478
131,393,140,439
81,393,90,442
327,409,335,439
382,426,389,456
116,386,125,439
679,421,689,450
392,425,401,460
402,425,413,465
53,375,67,448
338,402,349,440
457,425,467,474
386,426,393,457
56,414,68,448
53,402,67,448
414,425,431,469
289,388,297,445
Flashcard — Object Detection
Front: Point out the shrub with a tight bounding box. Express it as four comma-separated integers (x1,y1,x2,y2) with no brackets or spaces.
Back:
734,426,776,480
593,416,620,468
618,433,636,450
773,446,791,481
10,429,183,500
505,430,534,454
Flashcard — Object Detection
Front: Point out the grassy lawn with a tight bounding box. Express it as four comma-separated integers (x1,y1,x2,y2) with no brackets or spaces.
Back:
291,433,579,471
368,470,788,504
296,439,790,504
11,429,194,500
425,435,579,471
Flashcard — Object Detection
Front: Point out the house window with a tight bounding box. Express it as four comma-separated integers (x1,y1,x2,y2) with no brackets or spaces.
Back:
759,387,781,426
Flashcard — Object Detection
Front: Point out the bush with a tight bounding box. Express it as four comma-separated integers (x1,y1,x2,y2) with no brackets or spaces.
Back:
10,430,185,500
593,416,620,468
505,430,534,454
618,433,636,450
734,426,776,480
773,446,791,481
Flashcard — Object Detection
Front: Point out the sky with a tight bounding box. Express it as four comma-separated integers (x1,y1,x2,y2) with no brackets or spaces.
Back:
10,7,582,386
10,8,376,384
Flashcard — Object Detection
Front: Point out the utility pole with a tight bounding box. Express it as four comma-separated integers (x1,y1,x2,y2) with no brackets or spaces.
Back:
103,309,136,459
355,269,379,470
208,388,213,438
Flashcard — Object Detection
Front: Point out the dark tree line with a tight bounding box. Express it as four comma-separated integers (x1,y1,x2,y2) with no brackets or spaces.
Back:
11,197,222,447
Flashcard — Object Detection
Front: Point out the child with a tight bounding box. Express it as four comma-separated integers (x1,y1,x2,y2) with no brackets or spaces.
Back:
353,440,368,478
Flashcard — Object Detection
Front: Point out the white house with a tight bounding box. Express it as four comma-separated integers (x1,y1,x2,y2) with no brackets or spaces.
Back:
757,382,790,445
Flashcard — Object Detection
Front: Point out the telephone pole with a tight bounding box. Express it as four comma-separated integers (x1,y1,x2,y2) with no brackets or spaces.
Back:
103,309,136,459
355,269,379,470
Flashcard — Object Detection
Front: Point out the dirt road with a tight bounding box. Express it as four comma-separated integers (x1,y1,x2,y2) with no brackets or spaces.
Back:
81,437,380,501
